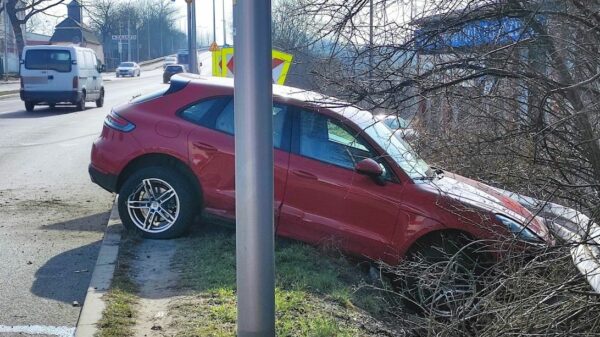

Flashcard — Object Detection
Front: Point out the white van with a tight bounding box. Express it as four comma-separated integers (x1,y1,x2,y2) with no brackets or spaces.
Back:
20,45,105,112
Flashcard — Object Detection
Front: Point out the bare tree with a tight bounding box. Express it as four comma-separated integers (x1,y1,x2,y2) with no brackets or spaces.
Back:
5,0,67,55
285,0,600,334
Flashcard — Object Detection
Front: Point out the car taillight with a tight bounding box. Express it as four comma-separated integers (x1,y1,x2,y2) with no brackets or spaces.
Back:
72,76,78,89
104,110,135,132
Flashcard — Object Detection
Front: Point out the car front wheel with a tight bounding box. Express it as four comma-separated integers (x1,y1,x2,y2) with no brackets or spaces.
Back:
118,166,197,239
400,233,490,318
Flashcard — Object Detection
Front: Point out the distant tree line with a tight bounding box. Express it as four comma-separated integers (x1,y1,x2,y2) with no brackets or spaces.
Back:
84,0,186,68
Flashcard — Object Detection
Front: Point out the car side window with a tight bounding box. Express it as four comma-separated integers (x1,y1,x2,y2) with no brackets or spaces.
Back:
298,110,373,169
180,97,229,127
215,100,290,150
297,109,394,180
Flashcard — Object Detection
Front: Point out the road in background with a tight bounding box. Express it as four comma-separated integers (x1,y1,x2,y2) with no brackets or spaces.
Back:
0,69,166,336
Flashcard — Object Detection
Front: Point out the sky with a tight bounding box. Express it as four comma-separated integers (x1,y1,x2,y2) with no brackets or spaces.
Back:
33,0,233,46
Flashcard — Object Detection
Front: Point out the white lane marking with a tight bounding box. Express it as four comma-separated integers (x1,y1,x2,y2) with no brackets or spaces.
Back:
0,325,75,337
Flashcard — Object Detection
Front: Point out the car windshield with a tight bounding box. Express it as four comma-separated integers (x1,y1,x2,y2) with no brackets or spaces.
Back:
341,107,430,179
24,49,71,72
119,62,134,67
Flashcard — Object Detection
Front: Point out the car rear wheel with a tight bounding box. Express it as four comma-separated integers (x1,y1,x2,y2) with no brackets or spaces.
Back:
118,166,197,239
25,101,35,112
400,233,490,318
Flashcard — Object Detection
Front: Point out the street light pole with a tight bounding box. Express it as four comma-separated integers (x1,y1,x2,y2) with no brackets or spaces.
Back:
369,0,373,80
186,0,198,74
234,0,275,335
212,0,216,44
222,0,226,45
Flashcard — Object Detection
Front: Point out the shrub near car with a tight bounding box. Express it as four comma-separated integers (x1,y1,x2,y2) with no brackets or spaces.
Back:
90,75,553,310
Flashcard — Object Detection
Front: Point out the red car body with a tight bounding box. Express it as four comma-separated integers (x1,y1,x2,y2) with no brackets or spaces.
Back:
89,75,552,265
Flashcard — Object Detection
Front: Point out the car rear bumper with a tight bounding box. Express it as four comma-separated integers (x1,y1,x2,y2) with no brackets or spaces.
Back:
89,164,118,193
20,90,82,103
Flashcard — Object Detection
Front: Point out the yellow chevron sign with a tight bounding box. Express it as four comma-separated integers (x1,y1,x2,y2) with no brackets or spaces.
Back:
212,48,293,85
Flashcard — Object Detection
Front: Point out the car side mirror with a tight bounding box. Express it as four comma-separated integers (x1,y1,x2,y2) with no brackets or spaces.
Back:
98,64,105,73
355,158,383,177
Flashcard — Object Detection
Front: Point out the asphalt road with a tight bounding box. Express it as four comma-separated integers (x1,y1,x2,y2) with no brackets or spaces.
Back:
0,68,167,336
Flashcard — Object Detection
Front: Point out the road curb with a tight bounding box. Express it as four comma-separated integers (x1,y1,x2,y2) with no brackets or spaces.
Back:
75,200,122,337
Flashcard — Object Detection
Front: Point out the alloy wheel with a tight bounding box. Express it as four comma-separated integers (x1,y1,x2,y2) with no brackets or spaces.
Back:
126,178,180,233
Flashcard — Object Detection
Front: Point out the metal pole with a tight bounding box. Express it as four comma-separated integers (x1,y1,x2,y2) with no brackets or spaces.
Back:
369,0,373,80
187,2,192,70
4,1,8,78
212,0,216,44
234,0,275,335
190,0,198,73
127,16,131,61
147,19,151,59
222,0,226,45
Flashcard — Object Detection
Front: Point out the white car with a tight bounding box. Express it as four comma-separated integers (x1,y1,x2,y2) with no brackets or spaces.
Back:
376,114,419,141
116,62,140,77
20,45,105,112
163,56,177,69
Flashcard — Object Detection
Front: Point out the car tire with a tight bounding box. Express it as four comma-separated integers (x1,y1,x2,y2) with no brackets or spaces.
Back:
25,101,35,112
116,74,120,78
76,93,86,111
96,89,104,108
118,166,198,239
398,232,490,318
137,71,141,77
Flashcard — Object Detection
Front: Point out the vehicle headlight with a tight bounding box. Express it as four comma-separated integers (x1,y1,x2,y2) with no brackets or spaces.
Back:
496,214,543,243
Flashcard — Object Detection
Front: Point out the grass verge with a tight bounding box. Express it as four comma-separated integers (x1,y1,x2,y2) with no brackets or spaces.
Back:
168,225,400,337
95,234,139,337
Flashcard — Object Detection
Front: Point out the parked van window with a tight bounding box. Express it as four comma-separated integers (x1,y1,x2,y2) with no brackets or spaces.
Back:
25,49,71,72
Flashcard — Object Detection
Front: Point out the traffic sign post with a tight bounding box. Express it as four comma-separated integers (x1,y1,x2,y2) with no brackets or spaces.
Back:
234,0,276,336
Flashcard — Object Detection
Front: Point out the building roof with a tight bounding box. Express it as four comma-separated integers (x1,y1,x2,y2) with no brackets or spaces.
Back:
51,18,100,45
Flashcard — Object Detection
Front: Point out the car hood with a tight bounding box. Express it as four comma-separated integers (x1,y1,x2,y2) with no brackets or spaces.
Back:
422,172,551,240
117,67,135,70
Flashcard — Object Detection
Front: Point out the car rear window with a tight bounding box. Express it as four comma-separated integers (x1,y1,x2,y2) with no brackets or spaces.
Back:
24,49,71,72
166,65,183,71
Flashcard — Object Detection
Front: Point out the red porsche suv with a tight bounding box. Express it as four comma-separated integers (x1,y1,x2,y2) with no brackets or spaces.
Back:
90,74,552,254
90,75,552,312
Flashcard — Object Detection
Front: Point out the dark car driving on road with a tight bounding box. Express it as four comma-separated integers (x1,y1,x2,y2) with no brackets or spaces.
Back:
163,65,185,83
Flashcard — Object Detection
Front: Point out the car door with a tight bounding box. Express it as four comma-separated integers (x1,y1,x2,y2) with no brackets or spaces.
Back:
277,108,356,246
278,108,403,260
184,96,292,221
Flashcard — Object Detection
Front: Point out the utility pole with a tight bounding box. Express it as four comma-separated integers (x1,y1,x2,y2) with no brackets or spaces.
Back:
3,0,8,79
369,0,373,80
147,19,151,59
186,0,198,73
212,0,216,44
234,0,275,335
127,16,131,61
222,0,226,45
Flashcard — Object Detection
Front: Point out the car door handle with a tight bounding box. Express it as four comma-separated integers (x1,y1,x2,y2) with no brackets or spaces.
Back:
47,75,54,80
292,170,318,180
192,141,217,152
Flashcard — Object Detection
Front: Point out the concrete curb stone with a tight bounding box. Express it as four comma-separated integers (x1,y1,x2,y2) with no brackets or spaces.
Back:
75,200,122,337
